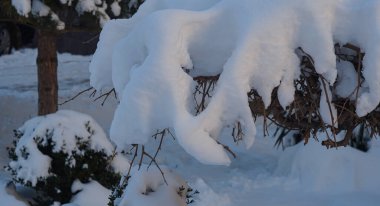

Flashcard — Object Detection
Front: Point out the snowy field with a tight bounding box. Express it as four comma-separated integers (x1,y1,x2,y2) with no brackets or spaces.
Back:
1,49,380,205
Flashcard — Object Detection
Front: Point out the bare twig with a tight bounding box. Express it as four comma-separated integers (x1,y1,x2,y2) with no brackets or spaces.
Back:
322,128,353,148
58,87,94,105
109,145,139,204
193,75,219,114
138,146,145,170
93,88,117,106
216,140,237,159
143,151,168,185
319,76,338,147
148,129,166,168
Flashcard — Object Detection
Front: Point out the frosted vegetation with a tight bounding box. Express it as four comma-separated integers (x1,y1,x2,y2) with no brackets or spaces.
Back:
4,110,194,206
8,110,120,185
6,110,130,205
5,0,380,205
90,0,380,165
10,0,135,29
1,50,380,205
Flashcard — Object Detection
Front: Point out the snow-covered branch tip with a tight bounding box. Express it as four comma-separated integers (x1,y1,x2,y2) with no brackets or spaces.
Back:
10,0,132,30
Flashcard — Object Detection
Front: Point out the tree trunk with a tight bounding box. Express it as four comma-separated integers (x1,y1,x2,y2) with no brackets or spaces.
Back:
37,30,58,115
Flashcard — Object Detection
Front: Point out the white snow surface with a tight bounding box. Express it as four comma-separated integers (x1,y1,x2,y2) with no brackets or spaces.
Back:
190,178,231,206
277,140,380,193
70,180,111,206
1,49,380,205
117,165,188,206
90,0,380,165
0,49,92,97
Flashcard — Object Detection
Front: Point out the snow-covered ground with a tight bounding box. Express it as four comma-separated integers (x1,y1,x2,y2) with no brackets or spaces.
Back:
1,49,380,205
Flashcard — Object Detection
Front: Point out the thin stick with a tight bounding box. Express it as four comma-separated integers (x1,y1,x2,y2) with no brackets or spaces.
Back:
143,152,168,185
216,140,237,158
148,130,165,168
58,87,94,105
320,76,338,147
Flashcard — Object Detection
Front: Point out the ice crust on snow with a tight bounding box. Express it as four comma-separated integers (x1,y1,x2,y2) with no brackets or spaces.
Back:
8,110,121,186
90,0,380,165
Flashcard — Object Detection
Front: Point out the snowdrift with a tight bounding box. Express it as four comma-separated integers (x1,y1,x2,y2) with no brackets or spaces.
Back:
276,139,380,193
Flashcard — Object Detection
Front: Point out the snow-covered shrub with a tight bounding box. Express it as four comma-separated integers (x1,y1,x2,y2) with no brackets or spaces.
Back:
90,0,380,165
6,110,129,206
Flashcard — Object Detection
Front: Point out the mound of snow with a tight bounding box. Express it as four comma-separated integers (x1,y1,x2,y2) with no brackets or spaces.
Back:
117,164,188,206
276,138,380,193
190,178,231,206
70,180,112,206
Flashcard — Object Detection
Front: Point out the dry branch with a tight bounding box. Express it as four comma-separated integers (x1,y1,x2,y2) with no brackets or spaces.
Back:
189,43,380,150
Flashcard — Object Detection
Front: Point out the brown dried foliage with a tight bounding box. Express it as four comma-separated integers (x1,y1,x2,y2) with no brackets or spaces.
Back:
192,43,380,149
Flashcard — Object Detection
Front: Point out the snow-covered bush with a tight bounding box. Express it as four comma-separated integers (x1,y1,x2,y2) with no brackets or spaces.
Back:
90,0,380,166
6,110,129,206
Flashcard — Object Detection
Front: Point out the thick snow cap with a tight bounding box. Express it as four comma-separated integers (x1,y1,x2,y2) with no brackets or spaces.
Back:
90,0,380,165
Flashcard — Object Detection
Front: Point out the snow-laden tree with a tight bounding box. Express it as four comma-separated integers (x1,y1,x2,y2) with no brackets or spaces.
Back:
0,0,142,115
91,0,380,167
